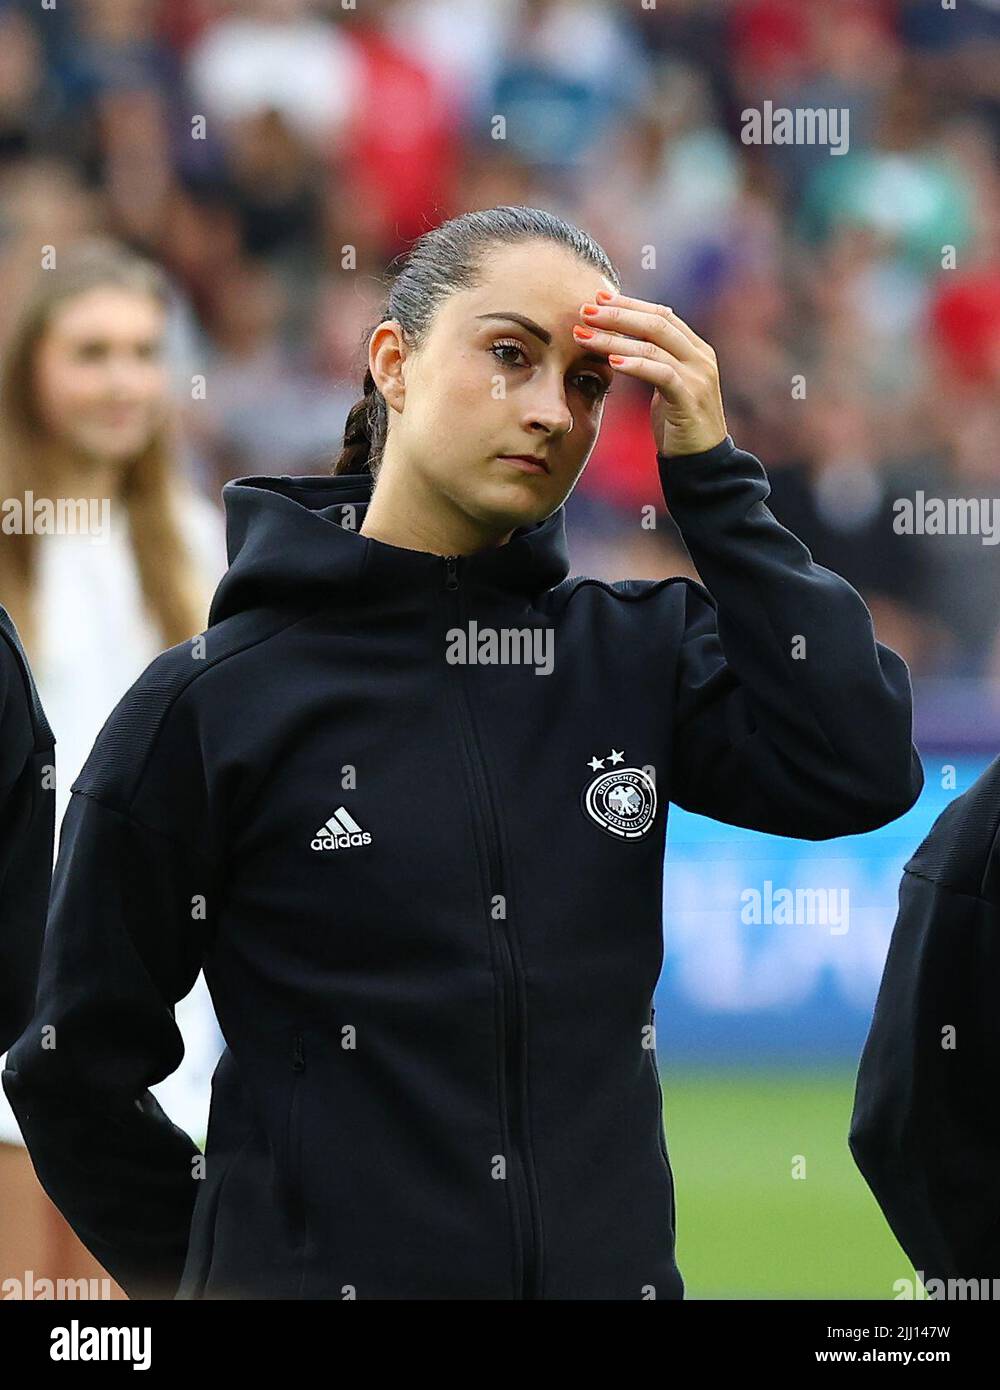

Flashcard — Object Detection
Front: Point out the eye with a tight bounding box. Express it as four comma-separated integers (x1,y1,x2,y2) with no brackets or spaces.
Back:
489,339,611,402
576,373,611,402
489,338,529,369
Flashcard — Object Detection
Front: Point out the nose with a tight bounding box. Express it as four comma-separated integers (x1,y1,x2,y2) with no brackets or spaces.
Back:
521,373,574,437
104,352,153,399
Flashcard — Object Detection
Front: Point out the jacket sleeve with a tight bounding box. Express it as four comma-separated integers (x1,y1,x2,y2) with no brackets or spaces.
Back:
660,435,924,839
849,771,1000,1285
1,692,216,1299
0,612,55,1053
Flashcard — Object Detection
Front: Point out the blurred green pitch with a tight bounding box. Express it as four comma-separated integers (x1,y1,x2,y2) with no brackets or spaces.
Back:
663,1068,918,1299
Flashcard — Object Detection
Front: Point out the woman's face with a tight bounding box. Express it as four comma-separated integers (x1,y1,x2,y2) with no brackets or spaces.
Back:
32,286,169,468
373,240,619,531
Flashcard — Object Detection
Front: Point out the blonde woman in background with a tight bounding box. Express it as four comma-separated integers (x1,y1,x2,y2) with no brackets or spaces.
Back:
0,239,227,1296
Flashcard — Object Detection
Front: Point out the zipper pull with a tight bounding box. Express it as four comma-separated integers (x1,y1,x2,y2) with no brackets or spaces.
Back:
444,555,459,590
292,1033,305,1072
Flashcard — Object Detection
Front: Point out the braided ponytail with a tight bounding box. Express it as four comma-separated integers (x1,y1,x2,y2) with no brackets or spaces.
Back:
332,366,387,477
330,205,621,480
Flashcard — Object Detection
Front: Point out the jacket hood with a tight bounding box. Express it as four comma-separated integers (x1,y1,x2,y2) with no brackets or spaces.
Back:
208,471,572,626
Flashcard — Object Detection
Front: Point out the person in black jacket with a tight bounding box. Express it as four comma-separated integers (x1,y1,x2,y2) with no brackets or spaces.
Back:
0,605,55,1058
0,606,55,1282
3,206,924,1300
850,756,1000,1293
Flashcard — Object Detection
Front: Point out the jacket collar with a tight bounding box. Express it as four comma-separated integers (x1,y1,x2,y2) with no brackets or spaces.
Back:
209,470,571,624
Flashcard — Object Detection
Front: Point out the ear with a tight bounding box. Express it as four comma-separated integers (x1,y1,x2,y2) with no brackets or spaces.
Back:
369,320,407,413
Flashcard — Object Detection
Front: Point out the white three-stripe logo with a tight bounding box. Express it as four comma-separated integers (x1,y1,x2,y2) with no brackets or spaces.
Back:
321,806,364,837
310,806,372,851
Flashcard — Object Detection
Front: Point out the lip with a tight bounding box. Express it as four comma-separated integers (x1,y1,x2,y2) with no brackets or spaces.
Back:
498,454,550,475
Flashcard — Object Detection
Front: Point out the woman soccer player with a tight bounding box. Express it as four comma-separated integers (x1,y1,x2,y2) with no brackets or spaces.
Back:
4,206,923,1300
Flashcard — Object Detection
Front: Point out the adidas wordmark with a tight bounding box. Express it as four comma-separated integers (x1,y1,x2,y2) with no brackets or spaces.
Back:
311,806,372,851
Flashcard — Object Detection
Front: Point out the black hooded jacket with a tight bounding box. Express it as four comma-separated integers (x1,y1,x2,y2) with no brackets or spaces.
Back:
3,435,923,1299
850,755,1000,1287
0,605,55,1055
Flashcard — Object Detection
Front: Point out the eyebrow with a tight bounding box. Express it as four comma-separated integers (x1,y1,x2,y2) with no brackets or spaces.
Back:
474,311,612,370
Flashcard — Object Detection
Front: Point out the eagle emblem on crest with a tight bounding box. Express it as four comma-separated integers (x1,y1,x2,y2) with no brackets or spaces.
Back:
581,749,657,840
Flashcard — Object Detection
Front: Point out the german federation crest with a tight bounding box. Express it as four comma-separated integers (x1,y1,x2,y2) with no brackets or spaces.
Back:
581,749,657,840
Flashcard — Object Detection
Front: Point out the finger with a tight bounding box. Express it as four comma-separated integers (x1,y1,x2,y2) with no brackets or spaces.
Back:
608,352,692,404
582,299,703,363
595,294,714,358
575,323,689,371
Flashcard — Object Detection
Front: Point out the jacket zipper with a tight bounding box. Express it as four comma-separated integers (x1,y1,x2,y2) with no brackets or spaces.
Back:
443,553,542,1299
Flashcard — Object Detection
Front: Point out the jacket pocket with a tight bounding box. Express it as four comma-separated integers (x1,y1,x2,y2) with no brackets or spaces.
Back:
285,1029,307,1257
649,1006,677,1233
176,1135,248,1300
649,1007,669,1164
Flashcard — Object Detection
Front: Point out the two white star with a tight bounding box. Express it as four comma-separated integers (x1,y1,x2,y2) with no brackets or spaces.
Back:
588,748,625,771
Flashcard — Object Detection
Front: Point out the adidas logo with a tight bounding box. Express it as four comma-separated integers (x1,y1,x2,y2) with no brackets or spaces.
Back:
311,806,372,851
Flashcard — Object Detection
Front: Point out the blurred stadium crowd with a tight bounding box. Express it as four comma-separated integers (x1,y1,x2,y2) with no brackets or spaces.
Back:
0,0,997,680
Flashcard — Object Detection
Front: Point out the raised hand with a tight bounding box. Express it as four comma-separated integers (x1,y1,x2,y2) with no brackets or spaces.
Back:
573,290,728,458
